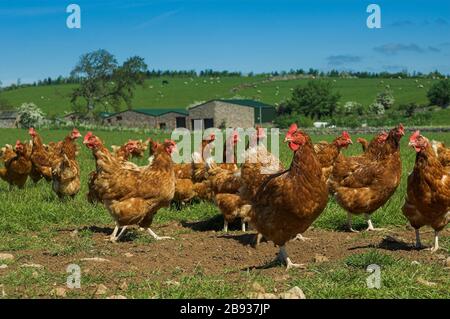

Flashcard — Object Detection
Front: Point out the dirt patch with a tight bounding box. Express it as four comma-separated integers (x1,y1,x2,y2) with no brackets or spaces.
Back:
8,222,449,282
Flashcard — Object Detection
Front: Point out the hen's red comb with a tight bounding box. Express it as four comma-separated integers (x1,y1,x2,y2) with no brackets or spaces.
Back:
84,132,93,142
409,130,420,142
288,123,298,134
342,131,350,139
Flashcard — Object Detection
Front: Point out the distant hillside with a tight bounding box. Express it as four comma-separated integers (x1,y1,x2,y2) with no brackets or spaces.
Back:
1,76,437,116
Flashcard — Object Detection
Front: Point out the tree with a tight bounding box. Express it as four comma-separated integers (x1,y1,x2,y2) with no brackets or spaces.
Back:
286,80,340,119
70,50,148,114
427,79,450,108
109,56,148,109
16,103,46,128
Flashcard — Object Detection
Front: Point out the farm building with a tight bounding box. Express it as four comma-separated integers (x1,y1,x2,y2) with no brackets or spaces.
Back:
100,99,276,130
0,111,19,128
103,109,189,130
188,99,276,129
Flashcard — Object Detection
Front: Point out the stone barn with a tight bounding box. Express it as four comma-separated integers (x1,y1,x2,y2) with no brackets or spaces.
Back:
188,99,276,129
0,111,19,128
103,109,188,130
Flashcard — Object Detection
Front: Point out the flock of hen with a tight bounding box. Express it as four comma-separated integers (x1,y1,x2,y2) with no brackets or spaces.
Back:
0,124,449,269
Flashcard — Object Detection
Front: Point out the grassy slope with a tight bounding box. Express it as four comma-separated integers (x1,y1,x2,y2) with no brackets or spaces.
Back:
1,76,439,116
0,128,449,298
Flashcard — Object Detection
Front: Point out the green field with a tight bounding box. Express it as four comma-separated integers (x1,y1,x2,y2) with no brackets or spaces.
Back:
1,76,439,116
0,128,449,299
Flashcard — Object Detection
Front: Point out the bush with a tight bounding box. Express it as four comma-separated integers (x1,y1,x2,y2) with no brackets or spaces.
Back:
427,79,450,108
273,112,314,128
375,89,395,110
369,102,385,115
337,101,365,116
16,103,46,128
398,102,419,117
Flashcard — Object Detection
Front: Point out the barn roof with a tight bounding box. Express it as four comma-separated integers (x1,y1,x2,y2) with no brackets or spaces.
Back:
217,99,274,109
0,111,18,119
105,108,188,118
189,99,275,110
135,108,188,116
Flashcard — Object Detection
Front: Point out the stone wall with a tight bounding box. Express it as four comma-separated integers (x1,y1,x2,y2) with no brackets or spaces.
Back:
105,111,156,128
214,101,254,129
188,101,254,129
156,112,188,130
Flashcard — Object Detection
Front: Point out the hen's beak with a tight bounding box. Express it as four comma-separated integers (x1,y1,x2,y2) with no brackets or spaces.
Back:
408,141,414,147
284,136,292,143
348,139,353,145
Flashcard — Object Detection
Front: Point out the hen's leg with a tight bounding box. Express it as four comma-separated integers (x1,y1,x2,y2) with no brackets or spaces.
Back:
414,228,424,249
147,228,173,240
109,224,120,242
429,230,440,253
365,214,385,231
115,226,128,241
223,220,228,232
241,220,246,232
255,233,263,246
278,245,306,271
347,213,359,233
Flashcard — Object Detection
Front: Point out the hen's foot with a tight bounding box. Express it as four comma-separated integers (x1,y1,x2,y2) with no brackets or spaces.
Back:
241,221,246,232
347,227,359,233
291,234,311,242
278,245,306,271
365,216,385,232
147,228,174,241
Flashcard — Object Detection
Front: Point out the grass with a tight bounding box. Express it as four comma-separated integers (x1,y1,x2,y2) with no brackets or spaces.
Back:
1,76,439,116
0,127,449,299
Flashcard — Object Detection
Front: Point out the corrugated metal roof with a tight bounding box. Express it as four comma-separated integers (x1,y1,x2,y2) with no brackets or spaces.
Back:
104,108,188,118
218,99,274,109
134,108,188,116
189,99,275,110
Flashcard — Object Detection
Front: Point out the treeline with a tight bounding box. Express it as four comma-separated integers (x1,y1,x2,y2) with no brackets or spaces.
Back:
265,68,447,79
2,68,448,91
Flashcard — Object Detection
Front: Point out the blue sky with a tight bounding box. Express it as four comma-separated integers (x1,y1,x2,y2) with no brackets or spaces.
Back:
0,0,449,85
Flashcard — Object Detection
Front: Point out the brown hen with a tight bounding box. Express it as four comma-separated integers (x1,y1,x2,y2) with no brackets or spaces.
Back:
403,131,450,252
240,124,328,269
84,132,176,242
329,125,404,232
